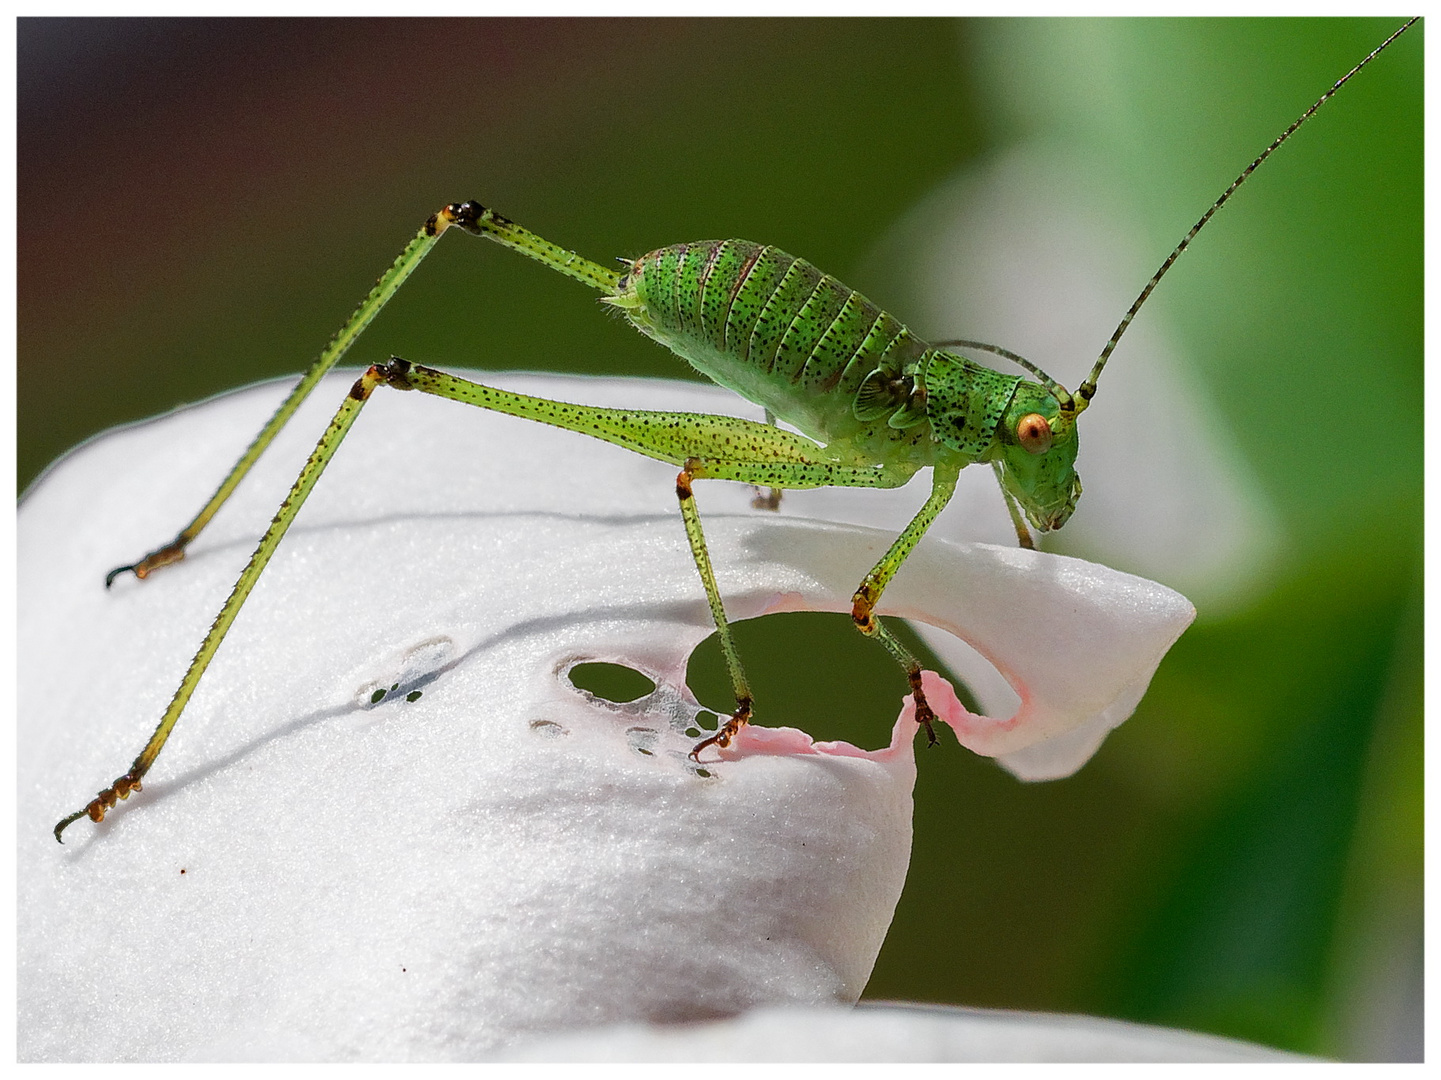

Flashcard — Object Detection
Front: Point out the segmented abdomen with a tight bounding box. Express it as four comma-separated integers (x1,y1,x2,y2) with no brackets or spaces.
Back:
624,240,925,441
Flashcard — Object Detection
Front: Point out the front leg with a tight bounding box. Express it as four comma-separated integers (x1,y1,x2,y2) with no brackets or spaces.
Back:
849,462,961,745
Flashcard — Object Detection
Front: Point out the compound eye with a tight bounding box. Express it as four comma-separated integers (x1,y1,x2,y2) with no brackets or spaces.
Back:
1016,413,1052,454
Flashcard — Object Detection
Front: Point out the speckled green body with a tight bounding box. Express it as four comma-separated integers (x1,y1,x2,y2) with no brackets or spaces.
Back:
617,240,1031,469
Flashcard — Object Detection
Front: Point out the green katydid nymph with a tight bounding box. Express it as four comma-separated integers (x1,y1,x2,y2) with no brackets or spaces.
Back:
56,18,1417,842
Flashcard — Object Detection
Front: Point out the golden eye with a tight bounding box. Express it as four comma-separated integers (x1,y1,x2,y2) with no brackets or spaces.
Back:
1016,413,1052,454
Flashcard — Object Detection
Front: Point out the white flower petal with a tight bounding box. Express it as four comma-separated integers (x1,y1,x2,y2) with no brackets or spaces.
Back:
20,373,1190,1059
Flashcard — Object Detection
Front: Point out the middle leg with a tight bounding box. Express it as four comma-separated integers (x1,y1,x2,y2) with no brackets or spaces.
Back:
667,454,932,757
849,462,961,745
368,359,928,756
676,460,753,757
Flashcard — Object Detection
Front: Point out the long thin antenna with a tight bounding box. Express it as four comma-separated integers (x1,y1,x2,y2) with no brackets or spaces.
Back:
1073,17,1418,415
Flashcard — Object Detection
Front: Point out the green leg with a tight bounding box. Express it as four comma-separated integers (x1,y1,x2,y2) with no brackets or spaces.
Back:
105,202,624,588
992,460,1036,550
676,452,953,753
444,202,623,293
105,208,464,586
849,462,961,745
676,461,753,754
385,361,907,480
57,365,391,841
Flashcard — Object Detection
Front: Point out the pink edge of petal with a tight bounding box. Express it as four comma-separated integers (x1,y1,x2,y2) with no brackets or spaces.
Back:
717,667,1036,765
714,587,923,762
720,669,1000,764
723,717,915,763
755,590,811,617
914,669,1027,757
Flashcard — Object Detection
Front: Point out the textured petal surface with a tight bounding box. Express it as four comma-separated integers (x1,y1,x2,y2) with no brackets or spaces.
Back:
20,373,1191,1060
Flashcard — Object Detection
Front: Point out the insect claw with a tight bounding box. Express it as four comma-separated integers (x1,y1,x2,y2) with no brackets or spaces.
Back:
690,716,738,761
103,562,138,589
688,729,725,762
689,699,752,762
912,704,939,747
105,538,188,588
907,670,940,747
53,810,86,844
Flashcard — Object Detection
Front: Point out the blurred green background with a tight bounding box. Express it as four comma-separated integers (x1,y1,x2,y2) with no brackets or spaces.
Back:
19,18,1421,1059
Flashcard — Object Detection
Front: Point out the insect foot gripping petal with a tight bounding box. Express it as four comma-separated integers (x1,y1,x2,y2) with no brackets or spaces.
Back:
54,770,143,843
852,585,938,747
906,669,939,748
105,537,188,588
688,696,753,761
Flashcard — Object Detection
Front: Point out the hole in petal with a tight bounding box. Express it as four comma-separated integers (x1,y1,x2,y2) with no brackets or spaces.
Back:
684,711,720,740
567,662,657,704
686,611,982,745
355,636,455,708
